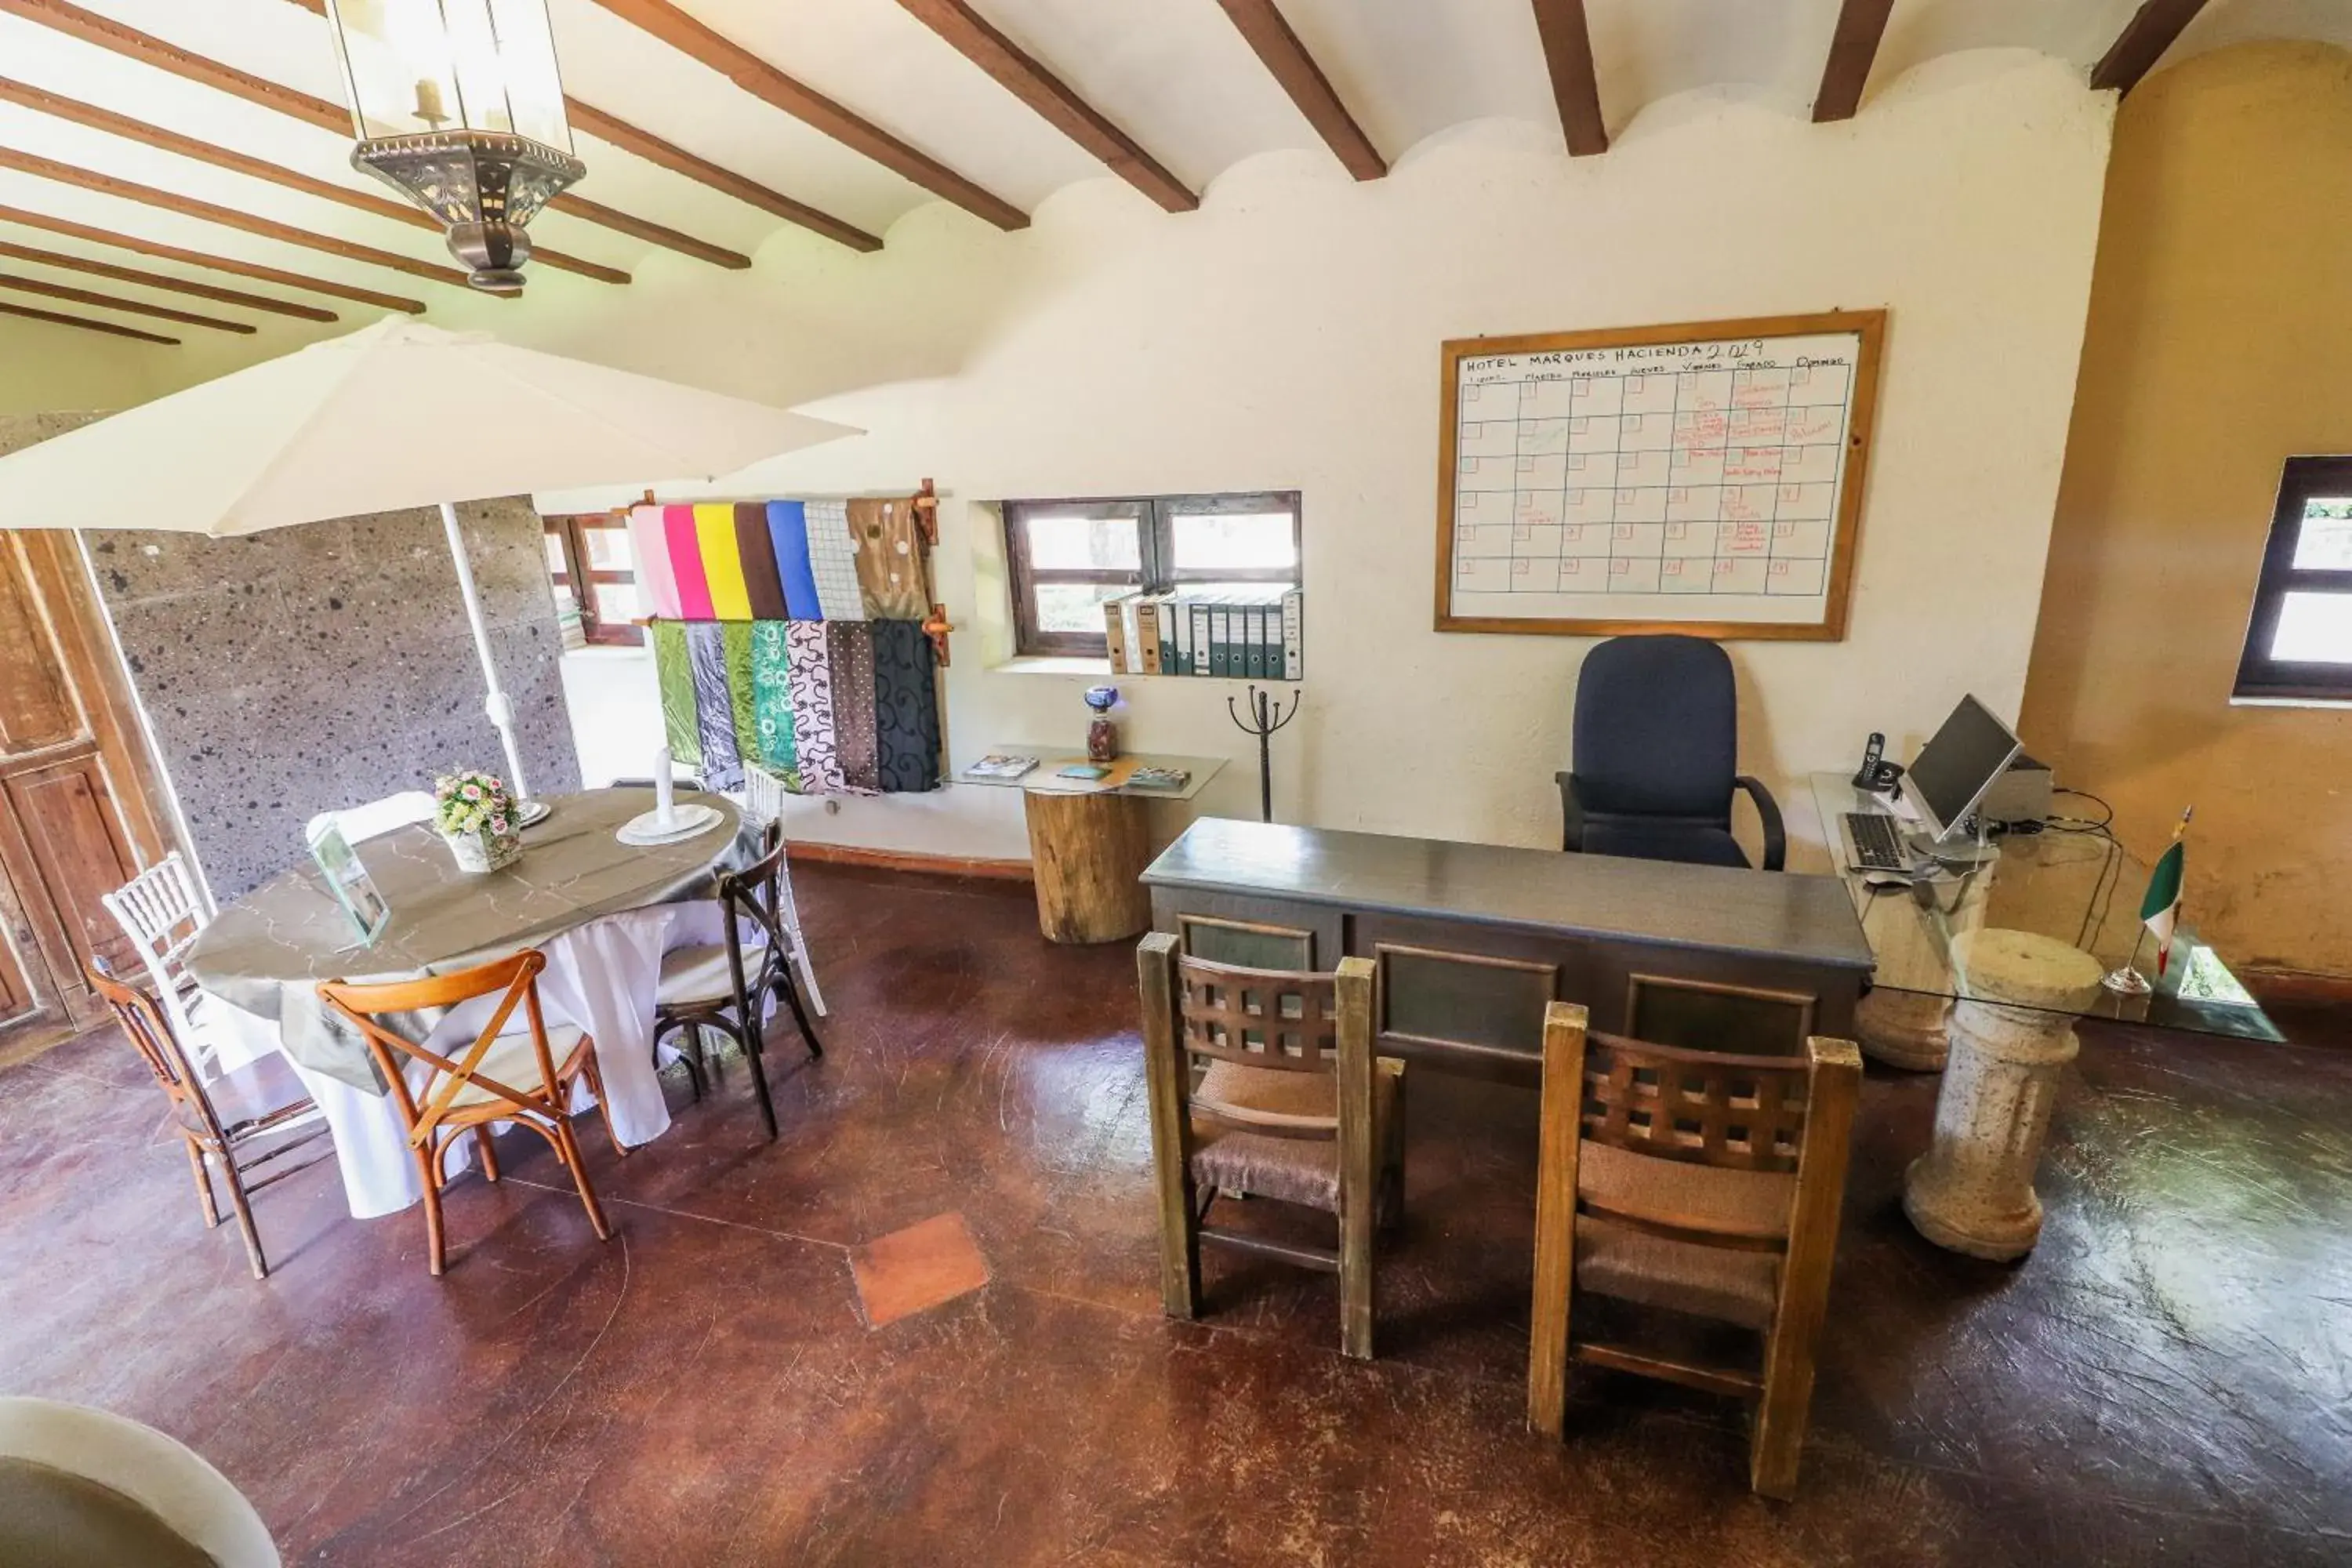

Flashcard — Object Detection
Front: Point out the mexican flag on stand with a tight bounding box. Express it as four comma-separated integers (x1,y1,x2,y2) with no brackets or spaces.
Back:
2139,808,2190,975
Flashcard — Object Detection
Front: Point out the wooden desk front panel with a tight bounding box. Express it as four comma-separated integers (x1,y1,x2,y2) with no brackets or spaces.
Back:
1151,887,1863,1084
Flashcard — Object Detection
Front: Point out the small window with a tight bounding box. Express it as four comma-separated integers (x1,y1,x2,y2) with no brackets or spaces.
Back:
544,514,645,648
2235,458,2352,704
1004,492,1300,657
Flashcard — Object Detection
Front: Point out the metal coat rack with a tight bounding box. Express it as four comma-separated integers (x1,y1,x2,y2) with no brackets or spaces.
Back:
1227,683,1300,823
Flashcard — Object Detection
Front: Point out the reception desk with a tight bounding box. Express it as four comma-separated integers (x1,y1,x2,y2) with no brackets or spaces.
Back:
1142,818,1875,1081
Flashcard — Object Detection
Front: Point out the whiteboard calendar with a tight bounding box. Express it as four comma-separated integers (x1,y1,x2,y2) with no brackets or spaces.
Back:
1434,311,1885,641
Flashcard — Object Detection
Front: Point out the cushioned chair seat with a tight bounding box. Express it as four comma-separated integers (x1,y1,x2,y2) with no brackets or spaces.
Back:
194,1053,315,1136
419,1024,590,1112
1572,1140,1795,1330
1579,820,1751,869
1574,1218,1782,1330
657,942,768,1007
1189,1057,1402,1210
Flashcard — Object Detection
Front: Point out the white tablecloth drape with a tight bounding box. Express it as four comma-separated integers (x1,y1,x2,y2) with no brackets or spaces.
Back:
209,900,731,1220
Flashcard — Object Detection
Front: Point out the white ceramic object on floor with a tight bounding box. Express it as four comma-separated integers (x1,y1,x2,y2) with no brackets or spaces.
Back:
0,1396,279,1566
618,803,722,846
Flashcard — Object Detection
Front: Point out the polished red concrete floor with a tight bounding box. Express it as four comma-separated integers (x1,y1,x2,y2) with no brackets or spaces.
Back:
2,865,2347,1565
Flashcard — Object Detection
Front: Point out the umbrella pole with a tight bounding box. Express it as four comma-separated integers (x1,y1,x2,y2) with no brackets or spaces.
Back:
437,500,531,801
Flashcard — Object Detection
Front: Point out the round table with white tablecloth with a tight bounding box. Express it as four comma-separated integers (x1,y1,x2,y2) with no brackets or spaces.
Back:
184,789,755,1218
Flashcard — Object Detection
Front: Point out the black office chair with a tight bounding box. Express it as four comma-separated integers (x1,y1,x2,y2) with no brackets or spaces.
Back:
1555,634,1785,871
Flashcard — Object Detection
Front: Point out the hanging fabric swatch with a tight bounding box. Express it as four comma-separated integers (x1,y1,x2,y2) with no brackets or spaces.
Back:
850,497,931,621
628,504,684,619
869,619,942,793
650,618,701,769
735,502,789,621
749,620,797,776
694,503,752,620
666,505,714,620
785,620,844,795
722,620,760,767
686,621,743,791
768,501,822,621
827,621,882,793
804,500,867,621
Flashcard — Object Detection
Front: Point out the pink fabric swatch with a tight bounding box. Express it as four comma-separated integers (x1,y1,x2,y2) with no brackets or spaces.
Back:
627,503,683,619
666,503,714,619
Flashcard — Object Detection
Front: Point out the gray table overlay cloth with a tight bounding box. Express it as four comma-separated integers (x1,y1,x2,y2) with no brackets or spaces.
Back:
185,789,757,1093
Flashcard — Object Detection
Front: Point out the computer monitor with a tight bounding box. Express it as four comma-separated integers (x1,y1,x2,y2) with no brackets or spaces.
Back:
1903,694,2024,845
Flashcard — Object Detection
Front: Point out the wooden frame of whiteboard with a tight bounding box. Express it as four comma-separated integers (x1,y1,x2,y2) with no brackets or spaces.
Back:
1432,309,1886,641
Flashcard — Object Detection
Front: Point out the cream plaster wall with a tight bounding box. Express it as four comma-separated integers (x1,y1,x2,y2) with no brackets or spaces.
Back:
7,50,2116,869
547,52,2115,865
2021,42,2352,981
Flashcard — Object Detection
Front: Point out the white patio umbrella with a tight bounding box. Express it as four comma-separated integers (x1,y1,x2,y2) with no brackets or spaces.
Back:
0,317,858,799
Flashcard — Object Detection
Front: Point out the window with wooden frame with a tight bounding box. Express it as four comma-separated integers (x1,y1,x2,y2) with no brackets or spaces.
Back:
543,514,645,648
2235,458,2352,704
1004,492,1301,658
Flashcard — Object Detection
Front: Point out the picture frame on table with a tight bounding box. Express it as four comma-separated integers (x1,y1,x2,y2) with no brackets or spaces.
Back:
307,822,392,946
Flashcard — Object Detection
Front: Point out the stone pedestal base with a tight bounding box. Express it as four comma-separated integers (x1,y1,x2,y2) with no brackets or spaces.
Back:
1902,929,2103,1261
1856,987,1953,1071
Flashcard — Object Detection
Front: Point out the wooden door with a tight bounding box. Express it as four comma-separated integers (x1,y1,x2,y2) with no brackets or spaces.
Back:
0,529,172,1043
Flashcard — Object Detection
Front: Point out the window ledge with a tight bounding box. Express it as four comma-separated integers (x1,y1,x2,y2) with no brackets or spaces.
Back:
991,654,1113,677
2230,694,2352,710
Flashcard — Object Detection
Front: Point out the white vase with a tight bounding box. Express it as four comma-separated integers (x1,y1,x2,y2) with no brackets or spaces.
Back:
444,827,521,874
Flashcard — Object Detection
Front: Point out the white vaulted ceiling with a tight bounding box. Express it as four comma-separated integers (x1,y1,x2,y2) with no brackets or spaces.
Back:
0,0,2347,361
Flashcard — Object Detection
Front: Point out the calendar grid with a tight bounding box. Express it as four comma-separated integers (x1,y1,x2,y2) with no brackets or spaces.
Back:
1447,327,1864,627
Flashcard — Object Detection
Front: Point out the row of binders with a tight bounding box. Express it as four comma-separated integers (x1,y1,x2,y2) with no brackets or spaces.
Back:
1103,587,1302,680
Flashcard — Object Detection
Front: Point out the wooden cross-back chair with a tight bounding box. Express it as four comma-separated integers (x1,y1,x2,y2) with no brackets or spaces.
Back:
318,952,616,1277
85,957,330,1280
652,823,825,1141
1136,932,1406,1360
1527,1001,1861,1498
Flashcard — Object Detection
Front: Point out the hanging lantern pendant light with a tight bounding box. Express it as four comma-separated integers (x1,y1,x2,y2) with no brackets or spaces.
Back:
324,0,586,296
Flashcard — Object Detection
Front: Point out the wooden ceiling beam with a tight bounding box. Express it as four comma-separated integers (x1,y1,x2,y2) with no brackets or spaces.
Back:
276,0,880,252
0,270,252,332
2,0,739,270
1529,0,1607,158
1213,0,1384,181
0,201,412,311
1812,0,1894,123
2090,0,2211,95
585,0,1029,230
0,235,332,320
895,0,1196,212
0,146,482,288
561,98,882,252
0,79,637,284
0,296,175,343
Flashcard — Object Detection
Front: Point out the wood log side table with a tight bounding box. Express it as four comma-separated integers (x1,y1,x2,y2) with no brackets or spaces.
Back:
957,747,1227,946
1903,927,2104,1260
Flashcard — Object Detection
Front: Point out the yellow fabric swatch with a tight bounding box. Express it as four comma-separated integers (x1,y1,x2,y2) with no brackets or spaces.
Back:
694,503,752,620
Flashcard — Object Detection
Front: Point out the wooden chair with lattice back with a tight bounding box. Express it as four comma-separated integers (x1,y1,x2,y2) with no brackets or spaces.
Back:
85,956,332,1280
1135,932,1406,1360
1526,1001,1861,1497
318,952,616,1277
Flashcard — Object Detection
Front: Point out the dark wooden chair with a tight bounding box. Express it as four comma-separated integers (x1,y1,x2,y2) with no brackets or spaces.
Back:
318,952,616,1277
85,956,332,1280
1526,1001,1861,1497
652,825,823,1140
1135,932,1405,1360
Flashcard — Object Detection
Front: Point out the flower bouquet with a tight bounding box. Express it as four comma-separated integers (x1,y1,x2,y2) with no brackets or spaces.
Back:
434,769,521,873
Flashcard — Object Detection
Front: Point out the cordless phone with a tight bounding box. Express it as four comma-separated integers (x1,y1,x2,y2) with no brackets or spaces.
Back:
1852,732,1903,792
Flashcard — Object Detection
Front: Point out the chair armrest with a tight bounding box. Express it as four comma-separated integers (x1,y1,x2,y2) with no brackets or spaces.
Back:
1733,775,1786,871
1555,771,1585,852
